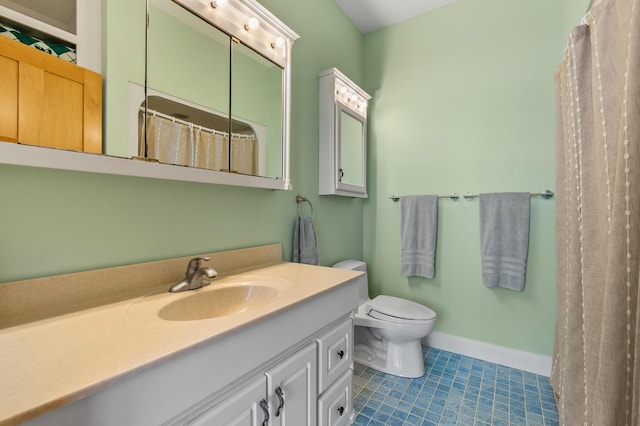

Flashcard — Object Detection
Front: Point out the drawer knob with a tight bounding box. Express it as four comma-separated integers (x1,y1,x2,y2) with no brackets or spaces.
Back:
337,350,345,359
338,406,345,416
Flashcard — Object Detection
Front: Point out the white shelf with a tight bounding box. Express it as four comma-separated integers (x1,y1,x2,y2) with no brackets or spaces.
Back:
0,0,101,73
0,4,76,45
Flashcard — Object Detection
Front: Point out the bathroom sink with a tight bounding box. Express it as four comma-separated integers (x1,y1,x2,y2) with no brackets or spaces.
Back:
126,275,293,322
157,282,283,321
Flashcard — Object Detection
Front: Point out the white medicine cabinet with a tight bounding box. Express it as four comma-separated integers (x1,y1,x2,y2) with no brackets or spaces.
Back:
319,68,371,198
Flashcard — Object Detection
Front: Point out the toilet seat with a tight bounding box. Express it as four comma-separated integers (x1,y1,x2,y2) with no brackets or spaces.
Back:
366,295,436,325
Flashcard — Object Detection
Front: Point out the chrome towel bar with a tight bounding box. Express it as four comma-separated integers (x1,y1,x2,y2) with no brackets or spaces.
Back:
390,193,461,202
390,189,554,202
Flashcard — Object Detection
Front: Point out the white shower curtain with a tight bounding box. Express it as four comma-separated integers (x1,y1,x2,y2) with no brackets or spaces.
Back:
143,114,258,175
552,0,639,424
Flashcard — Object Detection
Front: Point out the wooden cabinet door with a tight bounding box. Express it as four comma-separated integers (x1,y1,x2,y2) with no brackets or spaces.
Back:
265,343,317,426
0,36,102,153
0,46,19,142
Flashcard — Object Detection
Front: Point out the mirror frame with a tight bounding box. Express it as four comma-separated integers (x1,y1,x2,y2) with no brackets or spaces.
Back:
0,0,299,191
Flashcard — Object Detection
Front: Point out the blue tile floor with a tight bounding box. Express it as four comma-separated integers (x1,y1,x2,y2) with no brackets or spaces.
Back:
352,347,559,425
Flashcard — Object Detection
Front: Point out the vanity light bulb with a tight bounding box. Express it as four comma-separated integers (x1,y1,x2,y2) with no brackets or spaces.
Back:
245,17,260,30
350,94,358,102
210,0,227,8
337,86,348,96
271,37,285,48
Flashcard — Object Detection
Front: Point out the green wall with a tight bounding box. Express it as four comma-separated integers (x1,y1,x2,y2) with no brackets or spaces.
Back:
362,0,587,356
102,0,145,156
0,0,590,358
0,0,364,283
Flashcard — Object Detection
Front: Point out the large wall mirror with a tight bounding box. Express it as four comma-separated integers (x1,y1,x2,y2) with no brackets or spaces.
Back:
231,41,284,179
0,0,298,190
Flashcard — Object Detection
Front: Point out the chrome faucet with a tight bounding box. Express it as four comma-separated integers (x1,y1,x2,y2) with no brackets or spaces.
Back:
169,256,218,293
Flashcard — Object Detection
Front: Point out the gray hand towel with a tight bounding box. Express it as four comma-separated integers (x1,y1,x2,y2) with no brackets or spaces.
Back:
479,192,531,291
293,216,319,265
400,195,438,279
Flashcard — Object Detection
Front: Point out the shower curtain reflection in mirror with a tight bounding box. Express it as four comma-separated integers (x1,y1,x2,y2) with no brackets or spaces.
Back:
142,112,258,175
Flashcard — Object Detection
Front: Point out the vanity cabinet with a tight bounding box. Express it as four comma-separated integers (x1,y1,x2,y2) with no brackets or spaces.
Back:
185,344,316,426
318,68,371,198
187,343,316,426
19,265,360,426
157,314,354,426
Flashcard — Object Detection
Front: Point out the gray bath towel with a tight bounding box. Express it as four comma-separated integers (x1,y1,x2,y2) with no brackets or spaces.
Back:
479,192,530,291
293,216,319,265
400,195,438,279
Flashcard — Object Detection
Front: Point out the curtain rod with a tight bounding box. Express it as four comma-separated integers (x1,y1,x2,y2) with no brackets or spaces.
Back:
390,189,554,202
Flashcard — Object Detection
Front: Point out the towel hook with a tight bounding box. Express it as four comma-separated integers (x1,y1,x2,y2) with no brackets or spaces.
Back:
296,195,313,217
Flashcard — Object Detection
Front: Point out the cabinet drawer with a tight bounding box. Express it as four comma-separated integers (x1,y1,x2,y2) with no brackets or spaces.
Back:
317,317,352,393
317,371,352,426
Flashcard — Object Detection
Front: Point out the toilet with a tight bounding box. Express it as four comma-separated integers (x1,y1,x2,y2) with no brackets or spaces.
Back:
333,260,436,378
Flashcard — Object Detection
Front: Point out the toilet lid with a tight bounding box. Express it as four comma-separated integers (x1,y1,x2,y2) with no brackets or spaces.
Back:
366,295,436,323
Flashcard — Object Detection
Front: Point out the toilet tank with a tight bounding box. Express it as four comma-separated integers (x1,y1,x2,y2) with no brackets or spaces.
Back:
332,260,369,305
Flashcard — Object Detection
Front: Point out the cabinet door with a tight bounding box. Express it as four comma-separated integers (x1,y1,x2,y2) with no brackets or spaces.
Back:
19,61,102,153
0,42,20,142
188,376,268,426
266,343,317,426
0,36,102,153
317,371,352,426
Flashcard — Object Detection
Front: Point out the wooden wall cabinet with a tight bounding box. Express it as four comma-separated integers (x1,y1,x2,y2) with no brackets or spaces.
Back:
0,36,102,153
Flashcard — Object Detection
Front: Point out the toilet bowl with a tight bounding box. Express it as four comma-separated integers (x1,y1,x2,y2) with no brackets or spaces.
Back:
333,260,436,378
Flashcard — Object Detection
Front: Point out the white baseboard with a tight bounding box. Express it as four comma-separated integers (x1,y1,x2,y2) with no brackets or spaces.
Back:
423,331,552,377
